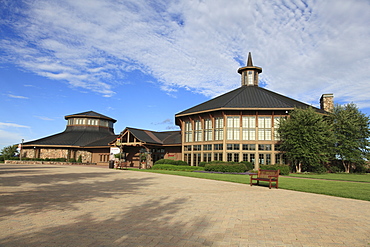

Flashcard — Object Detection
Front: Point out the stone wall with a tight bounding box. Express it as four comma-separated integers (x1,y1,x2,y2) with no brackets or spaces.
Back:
4,160,97,165
75,150,92,163
39,148,69,159
21,148,93,163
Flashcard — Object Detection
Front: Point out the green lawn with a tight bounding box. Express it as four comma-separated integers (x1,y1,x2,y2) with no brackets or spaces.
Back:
129,169,370,201
288,173,370,182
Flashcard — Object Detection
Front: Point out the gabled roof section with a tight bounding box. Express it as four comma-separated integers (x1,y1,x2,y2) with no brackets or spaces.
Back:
65,111,117,122
176,86,325,117
124,127,181,145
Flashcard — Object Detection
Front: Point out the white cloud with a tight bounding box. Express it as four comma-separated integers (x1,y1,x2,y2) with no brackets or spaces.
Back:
7,94,29,99
0,122,30,128
0,0,369,107
34,116,54,121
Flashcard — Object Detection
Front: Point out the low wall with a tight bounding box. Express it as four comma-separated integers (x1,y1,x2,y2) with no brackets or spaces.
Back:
4,160,97,166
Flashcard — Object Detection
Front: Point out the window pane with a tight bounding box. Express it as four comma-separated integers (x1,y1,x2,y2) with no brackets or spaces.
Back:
258,129,264,140
250,130,256,140
250,117,256,128
258,117,265,128
265,130,271,140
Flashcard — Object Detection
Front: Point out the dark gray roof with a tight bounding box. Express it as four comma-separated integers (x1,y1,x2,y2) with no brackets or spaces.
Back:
23,126,117,148
176,86,325,116
126,128,181,145
65,111,117,122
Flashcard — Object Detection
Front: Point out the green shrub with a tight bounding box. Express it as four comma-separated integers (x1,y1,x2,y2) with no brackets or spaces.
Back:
328,166,342,173
77,155,82,163
312,165,328,174
204,162,247,173
152,164,204,171
68,158,77,162
260,165,290,175
154,159,188,166
354,164,368,173
240,161,254,171
198,162,207,167
53,158,67,162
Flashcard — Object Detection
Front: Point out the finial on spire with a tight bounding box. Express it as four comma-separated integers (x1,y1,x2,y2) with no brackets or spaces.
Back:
247,52,253,66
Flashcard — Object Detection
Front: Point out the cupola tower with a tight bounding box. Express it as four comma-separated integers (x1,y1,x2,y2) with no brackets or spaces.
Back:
237,52,262,86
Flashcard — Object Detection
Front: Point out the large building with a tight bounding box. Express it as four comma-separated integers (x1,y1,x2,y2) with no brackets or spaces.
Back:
174,53,333,168
21,111,118,165
20,53,333,169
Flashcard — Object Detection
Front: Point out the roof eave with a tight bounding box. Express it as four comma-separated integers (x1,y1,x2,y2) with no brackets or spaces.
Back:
175,107,296,118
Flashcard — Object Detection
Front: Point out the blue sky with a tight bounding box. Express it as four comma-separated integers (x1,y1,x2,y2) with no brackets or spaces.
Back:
1,0,370,150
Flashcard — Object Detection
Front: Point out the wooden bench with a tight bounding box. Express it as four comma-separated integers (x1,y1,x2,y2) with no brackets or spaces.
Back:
249,169,280,189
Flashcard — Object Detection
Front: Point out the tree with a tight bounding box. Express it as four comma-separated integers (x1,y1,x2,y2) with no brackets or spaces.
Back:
277,107,334,173
330,103,370,173
0,145,19,159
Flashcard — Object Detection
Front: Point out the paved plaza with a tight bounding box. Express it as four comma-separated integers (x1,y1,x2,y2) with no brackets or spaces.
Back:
0,164,369,246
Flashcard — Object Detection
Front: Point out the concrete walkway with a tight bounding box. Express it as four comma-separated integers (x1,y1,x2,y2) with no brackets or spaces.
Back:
0,164,369,247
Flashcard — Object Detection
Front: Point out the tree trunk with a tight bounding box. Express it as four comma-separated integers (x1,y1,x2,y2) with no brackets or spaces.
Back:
342,160,350,173
295,161,302,173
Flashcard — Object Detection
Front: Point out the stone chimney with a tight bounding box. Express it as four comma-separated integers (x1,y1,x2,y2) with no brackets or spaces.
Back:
320,94,334,113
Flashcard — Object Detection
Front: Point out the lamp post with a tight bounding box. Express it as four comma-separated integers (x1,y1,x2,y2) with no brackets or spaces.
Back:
20,139,24,161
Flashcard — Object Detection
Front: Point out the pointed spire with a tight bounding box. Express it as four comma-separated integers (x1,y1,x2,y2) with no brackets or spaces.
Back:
247,52,253,66
237,52,262,87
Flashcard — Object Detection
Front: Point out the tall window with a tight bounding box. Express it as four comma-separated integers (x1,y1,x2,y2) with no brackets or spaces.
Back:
275,154,281,164
227,153,239,162
194,120,202,142
214,117,224,140
266,154,271,165
193,153,201,166
247,71,253,85
214,153,223,161
250,153,255,163
242,116,256,140
184,153,191,165
274,116,284,141
227,116,240,140
203,153,212,162
204,119,213,141
259,154,265,165
243,153,249,162
185,121,193,142
258,117,272,140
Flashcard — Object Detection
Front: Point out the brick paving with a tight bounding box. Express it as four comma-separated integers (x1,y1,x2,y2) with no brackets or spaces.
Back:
0,163,369,247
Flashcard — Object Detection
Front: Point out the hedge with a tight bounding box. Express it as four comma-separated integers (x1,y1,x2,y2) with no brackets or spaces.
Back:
154,159,188,166
205,162,247,173
152,164,204,171
259,165,290,175
239,161,254,171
